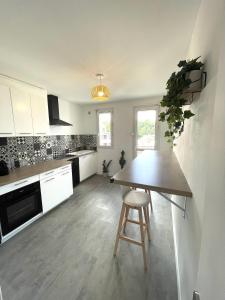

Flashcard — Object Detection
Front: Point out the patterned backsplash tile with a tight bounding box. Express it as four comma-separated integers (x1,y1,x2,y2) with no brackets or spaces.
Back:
0,135,97,169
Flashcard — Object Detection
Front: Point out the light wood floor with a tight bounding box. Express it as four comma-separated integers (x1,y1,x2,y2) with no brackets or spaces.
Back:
0,175,177,300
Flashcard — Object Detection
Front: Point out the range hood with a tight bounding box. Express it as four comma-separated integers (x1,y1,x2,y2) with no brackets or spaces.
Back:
47,95,72,126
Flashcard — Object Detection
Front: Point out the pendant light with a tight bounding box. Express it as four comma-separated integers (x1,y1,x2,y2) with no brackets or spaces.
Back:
91,73,110,101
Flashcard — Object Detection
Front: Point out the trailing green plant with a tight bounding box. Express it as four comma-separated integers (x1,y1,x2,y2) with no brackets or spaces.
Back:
159,56,204,145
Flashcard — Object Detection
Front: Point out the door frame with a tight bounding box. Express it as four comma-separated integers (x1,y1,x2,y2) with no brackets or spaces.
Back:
133,105,159,158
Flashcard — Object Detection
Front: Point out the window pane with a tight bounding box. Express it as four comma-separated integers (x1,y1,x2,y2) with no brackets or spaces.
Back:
136,110,156,150
99,112,112,147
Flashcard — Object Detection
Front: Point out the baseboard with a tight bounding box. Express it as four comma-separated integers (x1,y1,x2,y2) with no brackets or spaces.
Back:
172,205,182,300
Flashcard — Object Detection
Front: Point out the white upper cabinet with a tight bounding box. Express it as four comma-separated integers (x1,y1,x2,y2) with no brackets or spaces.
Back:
30,94,49,135
0,76,49,136
0,84,15,136
10,87,33,135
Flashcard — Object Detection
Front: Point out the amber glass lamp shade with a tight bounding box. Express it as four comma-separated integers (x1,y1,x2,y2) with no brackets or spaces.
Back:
91,74,110,101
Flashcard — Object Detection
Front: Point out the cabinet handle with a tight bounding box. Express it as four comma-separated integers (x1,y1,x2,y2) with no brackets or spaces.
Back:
44,177,55,183
18,133,32,135
45,171,54,176
0,132,13,134
61,172,70,176
14,180,28,186
36,132,46,134
61,165,70,170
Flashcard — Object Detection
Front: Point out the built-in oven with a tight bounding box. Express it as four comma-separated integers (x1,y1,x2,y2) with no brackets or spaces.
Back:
0,179,42,243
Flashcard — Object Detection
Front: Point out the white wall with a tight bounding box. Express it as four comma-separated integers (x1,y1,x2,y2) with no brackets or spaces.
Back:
49,98,83,135
81,97,170,175
172,1,225,299
196,24,225,299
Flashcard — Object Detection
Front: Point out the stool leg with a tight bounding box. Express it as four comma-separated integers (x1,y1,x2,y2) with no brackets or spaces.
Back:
145,189,153,211
148,190,153,211
143,207,151,241
113,203,126,256
146,205,150,229
123,207,130,233
138,208,147,271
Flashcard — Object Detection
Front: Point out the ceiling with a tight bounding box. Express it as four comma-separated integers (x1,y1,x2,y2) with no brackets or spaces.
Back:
0,0,200,104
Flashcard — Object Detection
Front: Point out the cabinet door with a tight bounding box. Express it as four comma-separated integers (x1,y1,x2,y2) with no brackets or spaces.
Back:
30,94,49,135
79,155,89,182
79,154,97,182
56,168,73,204
41,167,73,213
0,84,15,136
89,153,98,175
40,176,59,213
10,87,33,135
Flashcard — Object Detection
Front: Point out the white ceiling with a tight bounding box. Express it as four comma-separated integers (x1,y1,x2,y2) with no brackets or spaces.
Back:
0,0,200,104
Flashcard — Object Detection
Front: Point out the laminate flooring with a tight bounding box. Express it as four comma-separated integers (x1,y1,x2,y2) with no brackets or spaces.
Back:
0,175,177,300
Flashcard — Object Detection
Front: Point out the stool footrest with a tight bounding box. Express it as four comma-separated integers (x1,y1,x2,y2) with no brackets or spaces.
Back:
119,234,142,246
127,219,147,226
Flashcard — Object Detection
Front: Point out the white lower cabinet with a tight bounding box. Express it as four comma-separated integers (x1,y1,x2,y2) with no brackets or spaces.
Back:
40,165,73,214
56,169,73,205
40,175,59,213
79,153,97,182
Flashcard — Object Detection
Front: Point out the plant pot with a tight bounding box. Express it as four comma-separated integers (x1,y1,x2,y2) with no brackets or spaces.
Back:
182,69,206,104
103,172,108,177
184,70,203,93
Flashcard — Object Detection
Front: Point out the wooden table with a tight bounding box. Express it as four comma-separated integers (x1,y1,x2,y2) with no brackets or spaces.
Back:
111,150,192,216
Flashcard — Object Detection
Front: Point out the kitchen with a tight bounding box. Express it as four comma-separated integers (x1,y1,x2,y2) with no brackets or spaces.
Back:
0,76,99,242
0,1,225,300
0,69,178,299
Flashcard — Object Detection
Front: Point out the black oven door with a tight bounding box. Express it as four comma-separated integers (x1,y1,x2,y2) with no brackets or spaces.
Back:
0,181,42,236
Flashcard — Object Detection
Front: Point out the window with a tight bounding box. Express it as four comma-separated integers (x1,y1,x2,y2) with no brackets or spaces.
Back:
97,110,113,147
134,107,158,156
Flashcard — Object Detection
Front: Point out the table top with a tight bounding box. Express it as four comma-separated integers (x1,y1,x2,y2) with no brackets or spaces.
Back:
111,150,192,197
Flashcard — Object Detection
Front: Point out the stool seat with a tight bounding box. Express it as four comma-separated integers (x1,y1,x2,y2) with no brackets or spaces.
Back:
124,190,150,207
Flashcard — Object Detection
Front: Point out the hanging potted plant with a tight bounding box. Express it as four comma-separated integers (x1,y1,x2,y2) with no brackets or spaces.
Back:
159,57,204,145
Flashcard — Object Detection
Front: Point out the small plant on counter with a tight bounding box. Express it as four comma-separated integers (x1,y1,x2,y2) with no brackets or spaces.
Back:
159,56,204,144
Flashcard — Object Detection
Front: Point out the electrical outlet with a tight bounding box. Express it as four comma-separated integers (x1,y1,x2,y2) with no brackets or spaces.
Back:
193,290,200,300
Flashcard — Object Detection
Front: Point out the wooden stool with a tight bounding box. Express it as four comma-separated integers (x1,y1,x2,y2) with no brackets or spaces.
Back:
113,190,151,271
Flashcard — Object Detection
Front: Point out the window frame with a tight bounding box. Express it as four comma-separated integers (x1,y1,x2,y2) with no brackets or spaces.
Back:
133,105,159,157
97,108,113,149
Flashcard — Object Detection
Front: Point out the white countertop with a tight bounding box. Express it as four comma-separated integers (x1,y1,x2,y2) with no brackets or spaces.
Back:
69,150,95,156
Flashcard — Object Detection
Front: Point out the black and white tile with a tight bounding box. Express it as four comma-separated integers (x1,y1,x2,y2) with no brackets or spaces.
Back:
0,134,97,169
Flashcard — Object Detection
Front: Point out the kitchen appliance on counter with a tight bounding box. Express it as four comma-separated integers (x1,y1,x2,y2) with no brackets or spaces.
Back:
0,160,9,176
0,177,42,243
